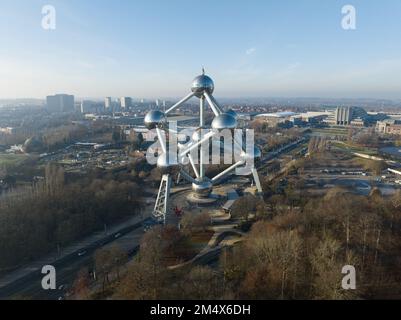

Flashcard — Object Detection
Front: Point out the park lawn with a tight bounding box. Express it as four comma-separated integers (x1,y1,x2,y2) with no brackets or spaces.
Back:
331,141,378,156
0,153,29,169
312,128,348,136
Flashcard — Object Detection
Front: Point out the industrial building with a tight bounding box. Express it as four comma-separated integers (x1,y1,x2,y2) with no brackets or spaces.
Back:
254,112,297,128
254,111,329,127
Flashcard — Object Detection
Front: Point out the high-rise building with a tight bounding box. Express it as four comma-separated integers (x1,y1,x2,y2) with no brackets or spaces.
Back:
325,106,368,126
80,100,95,114
105,97,112,110
120,97,132,110
46,94,75,113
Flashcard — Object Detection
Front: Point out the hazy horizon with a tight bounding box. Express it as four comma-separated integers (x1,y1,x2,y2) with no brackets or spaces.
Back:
1,0,401,99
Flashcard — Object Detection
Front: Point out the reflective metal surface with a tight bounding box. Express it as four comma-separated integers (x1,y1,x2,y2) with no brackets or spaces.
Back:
192,178,213,198
241,146,262,160
191,74,214,98
211,113,237,130
157,153,179,174
144,110,166,129
192,128,203,142
226,109,238,119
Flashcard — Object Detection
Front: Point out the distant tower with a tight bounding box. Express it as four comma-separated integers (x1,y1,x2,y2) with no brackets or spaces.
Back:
105,97,112,111
121,97,132,110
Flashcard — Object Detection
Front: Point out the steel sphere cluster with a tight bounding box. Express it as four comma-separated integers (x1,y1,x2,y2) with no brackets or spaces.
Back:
146,72,260,193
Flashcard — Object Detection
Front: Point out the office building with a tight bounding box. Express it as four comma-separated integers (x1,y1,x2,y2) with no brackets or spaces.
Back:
120,97,132,110
46,94,75,113
105,97,112,110
80,100,96,114
325,106,368,126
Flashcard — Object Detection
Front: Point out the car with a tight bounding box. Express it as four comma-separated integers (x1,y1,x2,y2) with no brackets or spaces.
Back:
114,233,122,238
77,250,86,257
143,219,163,232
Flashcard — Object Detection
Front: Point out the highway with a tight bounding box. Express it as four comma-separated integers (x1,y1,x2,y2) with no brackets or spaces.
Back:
0,137,308,300
0,186,192,300
0,219,148,300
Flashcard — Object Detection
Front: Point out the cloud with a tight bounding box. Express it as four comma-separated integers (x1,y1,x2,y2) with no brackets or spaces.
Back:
245,47,256,55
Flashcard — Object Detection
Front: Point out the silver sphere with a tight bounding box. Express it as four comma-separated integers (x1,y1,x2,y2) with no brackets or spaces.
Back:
211,113,237,130
157,153,179,174
191,74,214,98
226,109,238,119
144,110,166,129
192,128,203,142
192,178,213,198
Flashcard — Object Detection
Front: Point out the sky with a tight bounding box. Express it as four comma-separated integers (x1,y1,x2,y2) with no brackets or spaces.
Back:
0,0,401,100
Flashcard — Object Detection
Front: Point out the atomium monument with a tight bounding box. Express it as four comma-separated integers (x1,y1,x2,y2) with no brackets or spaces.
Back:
144,70,263,224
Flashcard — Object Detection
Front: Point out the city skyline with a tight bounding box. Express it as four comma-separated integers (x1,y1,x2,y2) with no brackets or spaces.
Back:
1,0,401,99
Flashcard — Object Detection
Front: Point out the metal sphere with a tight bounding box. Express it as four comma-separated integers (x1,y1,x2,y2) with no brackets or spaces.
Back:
191,74,214,98
144,110,166,129
192,128,203,142
226,109,238,119
192,178,213,198
157,153,179,174
211,113,237,130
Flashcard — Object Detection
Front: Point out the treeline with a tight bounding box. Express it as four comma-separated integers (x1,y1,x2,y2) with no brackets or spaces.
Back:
0,165,143,271
96,188,401,300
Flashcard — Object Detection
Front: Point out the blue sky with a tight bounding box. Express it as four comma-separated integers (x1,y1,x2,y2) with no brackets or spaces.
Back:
0,0,401,99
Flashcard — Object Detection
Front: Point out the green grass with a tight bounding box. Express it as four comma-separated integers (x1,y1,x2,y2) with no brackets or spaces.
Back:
0,153,29,169
331,142,378,156
311,128,348,136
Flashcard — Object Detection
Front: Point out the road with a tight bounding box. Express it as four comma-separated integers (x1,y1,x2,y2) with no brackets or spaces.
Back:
0,219,148,300
0,137,309,300
0,186,191,300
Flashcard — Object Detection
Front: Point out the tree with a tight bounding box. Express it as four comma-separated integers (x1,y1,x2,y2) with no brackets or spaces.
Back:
237,221,303,299
94,248,115,292
180,212,210,235
72,268,91,300
309,237,358,300
179,266,222,299
231,194,259,221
